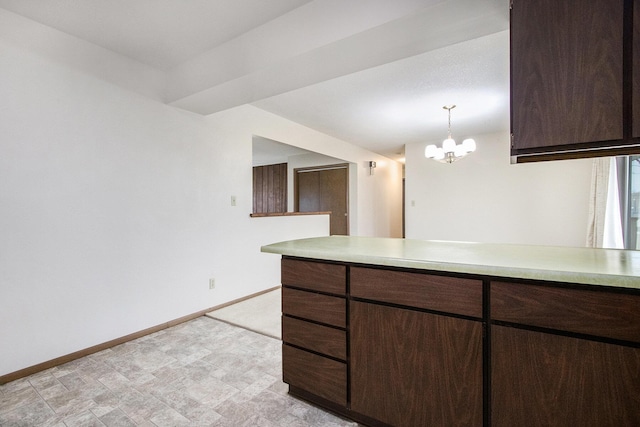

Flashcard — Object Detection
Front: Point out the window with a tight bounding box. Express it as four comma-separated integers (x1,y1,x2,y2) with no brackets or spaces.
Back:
626,156,640,249
587,156,640,250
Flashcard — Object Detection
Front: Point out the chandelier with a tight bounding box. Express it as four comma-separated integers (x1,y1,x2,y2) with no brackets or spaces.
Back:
424,105,476,163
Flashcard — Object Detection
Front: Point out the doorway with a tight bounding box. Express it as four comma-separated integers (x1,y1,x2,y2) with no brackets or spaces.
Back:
295,164,349,235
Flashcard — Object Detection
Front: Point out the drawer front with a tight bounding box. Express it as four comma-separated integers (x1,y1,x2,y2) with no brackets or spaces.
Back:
282,287,346,328
350,267,483,318
282,316,346,360
283,345,347,406
491,281,640,343
282,259,346,295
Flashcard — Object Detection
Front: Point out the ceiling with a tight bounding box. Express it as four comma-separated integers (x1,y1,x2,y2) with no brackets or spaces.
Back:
0,0,510,161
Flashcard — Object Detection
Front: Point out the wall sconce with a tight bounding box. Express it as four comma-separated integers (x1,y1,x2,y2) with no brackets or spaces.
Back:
368,161,377,175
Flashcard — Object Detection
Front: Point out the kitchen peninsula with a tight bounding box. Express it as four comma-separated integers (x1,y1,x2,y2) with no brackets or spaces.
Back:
262,236,640,427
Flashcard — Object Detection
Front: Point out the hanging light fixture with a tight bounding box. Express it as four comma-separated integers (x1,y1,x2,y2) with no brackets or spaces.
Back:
425,105,476,163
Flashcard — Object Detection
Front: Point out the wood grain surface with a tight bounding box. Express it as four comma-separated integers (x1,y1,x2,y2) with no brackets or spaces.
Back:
351,266,483,318
282,287,346,328
634,0,640,138
511,0,623,152
491,281,640,343
281,259,346,295
282,316,346,360
350,301,483,426
283,345,347,406
492,325,640,426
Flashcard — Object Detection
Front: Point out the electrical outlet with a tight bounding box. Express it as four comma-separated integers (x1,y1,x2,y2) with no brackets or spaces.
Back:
230,196,236,206
209,278,215,289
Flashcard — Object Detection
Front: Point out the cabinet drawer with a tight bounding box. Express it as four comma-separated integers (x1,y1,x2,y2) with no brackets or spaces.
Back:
281,259,346,295
282,287,346,328
283,345,347,406
282,316,346,360
491,281,640,343
350,267,483,318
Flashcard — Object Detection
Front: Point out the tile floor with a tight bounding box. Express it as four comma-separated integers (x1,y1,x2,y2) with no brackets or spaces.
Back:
206,288,281,340
0,317,358,426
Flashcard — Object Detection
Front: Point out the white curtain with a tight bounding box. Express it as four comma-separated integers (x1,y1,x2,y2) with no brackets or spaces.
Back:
586,157,624,248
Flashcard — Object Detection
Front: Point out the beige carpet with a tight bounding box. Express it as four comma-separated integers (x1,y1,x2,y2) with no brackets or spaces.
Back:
206,287,281,339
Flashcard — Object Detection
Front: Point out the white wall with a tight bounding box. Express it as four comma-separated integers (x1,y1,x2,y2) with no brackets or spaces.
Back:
405,132,593,247
0,25,402,376
0,39,215,375
211,105,404,238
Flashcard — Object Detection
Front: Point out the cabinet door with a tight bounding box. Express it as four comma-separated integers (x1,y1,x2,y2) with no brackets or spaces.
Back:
511,0,624,154
492,325,640,427
350,301,483,427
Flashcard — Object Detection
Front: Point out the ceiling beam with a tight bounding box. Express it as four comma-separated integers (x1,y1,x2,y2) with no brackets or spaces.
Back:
167,0,508,115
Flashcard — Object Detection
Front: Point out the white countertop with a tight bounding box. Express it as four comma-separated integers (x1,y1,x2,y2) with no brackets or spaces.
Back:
261,236,640,290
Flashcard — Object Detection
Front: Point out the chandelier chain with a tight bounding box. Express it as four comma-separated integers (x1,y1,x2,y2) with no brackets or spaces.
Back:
444,104,455,139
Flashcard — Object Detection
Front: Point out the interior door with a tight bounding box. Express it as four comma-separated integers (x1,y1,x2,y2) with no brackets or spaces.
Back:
295,164,348,235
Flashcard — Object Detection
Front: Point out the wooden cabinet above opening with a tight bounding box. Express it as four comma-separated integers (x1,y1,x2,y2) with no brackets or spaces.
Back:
510,0,640,162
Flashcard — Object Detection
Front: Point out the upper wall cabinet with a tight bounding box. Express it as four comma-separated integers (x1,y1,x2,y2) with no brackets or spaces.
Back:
510,0,640,162
635,0,640,138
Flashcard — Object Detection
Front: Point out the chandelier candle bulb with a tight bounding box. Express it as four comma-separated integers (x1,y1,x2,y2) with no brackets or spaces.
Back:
425,145,437,157
463,138,477,153
442,138,456,153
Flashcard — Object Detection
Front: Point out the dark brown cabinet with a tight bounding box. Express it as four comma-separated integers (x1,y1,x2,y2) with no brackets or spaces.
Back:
510,0,640,161
282,345,346,406
492,326,640,427
350,266,483,318
491,281,640,426
350,267,484,426
280,259,347,407
350,301,483,427
279,257,640,426
490,281,640,342
634,0,640,138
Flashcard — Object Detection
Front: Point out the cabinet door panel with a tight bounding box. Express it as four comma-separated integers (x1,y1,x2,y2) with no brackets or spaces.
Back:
492,325,640,427
350,301,483,427
511,0,623,153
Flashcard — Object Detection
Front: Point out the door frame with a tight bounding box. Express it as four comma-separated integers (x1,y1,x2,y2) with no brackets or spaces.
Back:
294,163,349,235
